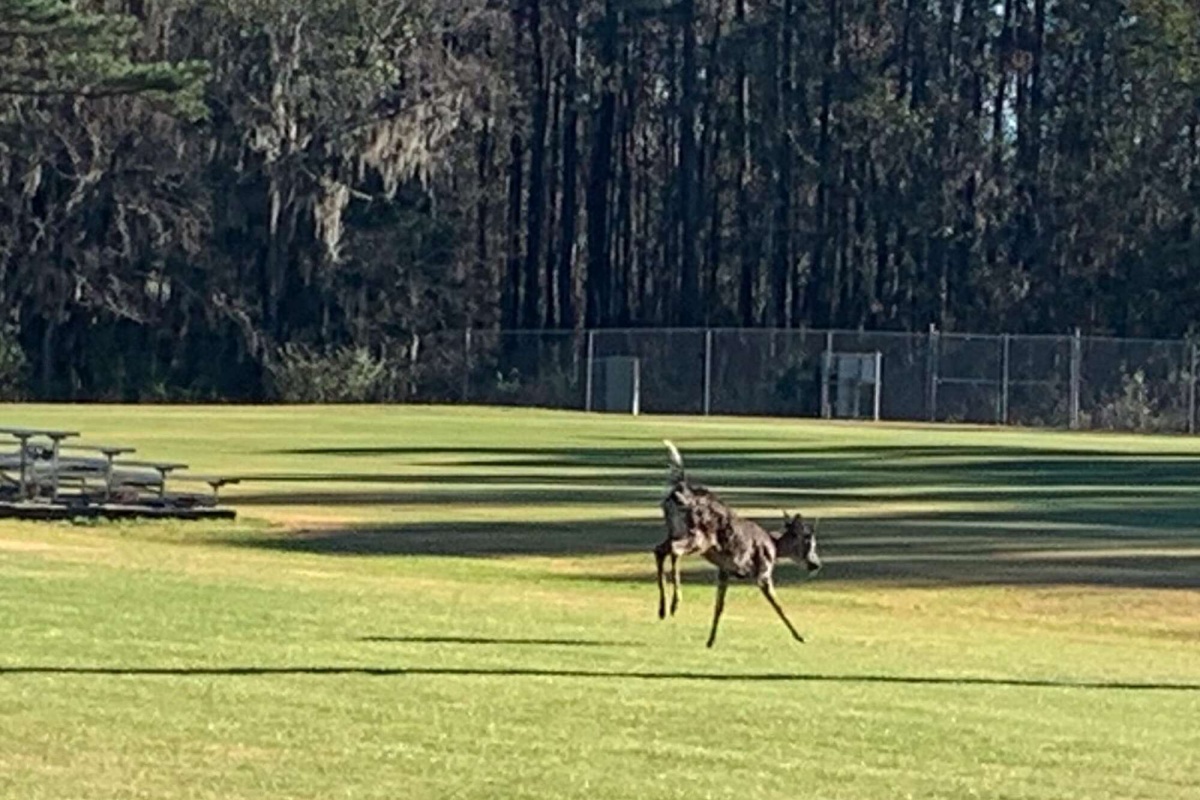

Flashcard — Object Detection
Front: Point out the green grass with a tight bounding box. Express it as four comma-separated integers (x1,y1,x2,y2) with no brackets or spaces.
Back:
1,404,1198,799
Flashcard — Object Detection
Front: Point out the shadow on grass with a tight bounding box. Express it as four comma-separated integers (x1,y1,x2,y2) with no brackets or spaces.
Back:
226,513,1200,589
229,474,1199,510
226,441,1200,589
233,443,1200,512
271,443,1200,463
291,447,1200,488
357,635,635,647
1,665,1196,692
230,519,654,557
248,444,1200,491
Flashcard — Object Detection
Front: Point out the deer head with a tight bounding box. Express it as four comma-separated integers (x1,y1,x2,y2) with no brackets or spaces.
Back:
780,511,822,573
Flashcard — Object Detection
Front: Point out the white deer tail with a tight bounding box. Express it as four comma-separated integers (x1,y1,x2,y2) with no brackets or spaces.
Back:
663,439,686,484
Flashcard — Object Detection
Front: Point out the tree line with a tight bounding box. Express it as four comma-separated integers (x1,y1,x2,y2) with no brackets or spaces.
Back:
2,0,1199,400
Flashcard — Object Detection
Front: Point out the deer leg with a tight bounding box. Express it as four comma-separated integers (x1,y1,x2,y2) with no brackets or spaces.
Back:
654,542,670,620
759,577,805,643
706,571,730,648
669,550,683,616
657,534,703,619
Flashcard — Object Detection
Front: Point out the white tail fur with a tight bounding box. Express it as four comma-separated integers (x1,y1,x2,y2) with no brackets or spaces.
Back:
663,439,686,484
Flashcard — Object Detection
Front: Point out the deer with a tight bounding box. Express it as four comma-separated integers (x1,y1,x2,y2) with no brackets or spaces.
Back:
654,440,821,647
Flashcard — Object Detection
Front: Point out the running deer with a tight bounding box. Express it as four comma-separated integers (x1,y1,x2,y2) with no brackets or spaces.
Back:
654,440,821,647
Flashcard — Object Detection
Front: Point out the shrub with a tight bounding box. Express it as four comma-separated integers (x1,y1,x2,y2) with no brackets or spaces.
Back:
265,343,389,403
1089,368,1184,432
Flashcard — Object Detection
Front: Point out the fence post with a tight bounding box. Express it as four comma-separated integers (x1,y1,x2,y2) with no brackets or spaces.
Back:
872,351,883,422
584,330,596,412
820,330,834,419
1189,340,1197,435
927,323,940,422
703,328,713,416
462,328,472,403
999,333,1010,425
408,333,421,400
1069,328,1082,430
631,357,641,416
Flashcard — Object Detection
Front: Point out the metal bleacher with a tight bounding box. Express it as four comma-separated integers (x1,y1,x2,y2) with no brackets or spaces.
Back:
0,426,237,521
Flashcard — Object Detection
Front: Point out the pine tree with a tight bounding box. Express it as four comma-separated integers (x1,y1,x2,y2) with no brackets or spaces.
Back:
0,0,206,116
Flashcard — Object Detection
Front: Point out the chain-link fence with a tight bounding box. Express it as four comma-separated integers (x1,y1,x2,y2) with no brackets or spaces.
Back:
401,327,1200,434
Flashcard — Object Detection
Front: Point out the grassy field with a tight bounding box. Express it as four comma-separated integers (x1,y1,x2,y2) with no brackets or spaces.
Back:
1,404,1198,799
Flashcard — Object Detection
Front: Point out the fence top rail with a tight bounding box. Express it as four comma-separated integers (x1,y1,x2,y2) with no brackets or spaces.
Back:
954,332,1071,342
1078,334,1190,347
939,332,1058,342
434,327,1193,349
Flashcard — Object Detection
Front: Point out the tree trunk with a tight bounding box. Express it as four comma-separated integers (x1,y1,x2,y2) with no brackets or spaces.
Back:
585,0,617,327
476,121,491,317
615,36,637,326
808,0,837,327
701,1,724,323
677,0,701,325
787,0,809,326
504,129,524,330
522,0,548,328
735,0,755,326
544,67,562,328
556,0,581,329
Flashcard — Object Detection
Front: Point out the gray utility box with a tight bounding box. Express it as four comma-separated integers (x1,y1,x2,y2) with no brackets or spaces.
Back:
591,356,641,415
821,351,882,421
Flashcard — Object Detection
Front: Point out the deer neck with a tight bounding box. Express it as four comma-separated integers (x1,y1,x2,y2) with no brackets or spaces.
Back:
774,534,801,560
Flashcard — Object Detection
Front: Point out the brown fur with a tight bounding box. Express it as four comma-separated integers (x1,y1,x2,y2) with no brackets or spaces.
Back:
654,441,821,647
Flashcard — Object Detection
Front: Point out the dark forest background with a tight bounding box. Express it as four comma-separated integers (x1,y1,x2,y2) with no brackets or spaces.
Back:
3,0,1199,400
